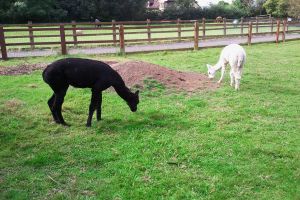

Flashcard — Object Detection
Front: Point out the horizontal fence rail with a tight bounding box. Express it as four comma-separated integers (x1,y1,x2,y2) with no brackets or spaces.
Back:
1,18,300,59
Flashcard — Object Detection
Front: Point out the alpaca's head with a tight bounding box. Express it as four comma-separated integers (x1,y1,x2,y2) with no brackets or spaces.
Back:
127,90,139,112
207,64,216,79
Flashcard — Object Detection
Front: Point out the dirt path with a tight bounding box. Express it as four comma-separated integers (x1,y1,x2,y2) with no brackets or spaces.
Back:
1,34,300,58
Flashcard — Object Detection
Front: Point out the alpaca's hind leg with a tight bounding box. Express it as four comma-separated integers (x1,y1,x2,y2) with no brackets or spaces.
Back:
86,90,99,127
55,94,68,126
234,70,242,90
53,86,69,126
230,71,235,87
48,94,59,123
96,92,102,121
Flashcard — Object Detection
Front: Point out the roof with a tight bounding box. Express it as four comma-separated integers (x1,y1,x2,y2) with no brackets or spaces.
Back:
147,0,160,9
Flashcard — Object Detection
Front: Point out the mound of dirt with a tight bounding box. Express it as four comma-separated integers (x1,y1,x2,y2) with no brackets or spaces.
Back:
111,61,218,92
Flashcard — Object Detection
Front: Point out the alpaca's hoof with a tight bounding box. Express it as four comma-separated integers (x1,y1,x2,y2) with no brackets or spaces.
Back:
62,122,70,127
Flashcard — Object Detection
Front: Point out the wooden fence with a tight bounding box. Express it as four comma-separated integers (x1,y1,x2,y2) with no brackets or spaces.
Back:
1,18,300,59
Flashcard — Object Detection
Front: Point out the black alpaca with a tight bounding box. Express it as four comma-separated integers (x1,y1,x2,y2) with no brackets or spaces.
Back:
42,58,139,127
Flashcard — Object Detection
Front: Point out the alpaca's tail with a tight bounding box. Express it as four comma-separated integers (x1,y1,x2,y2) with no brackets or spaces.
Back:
237,56,245,69
42,65,50,84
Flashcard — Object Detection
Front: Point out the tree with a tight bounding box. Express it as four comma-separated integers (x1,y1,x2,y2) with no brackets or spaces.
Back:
263,0,288,17
162,0,202,20
0,0,149,23
89,0,148,21
254,0,267,15
287,0,300,18
0,0,67,23
232,0,255,16
174,0,197,9
201,1,246,19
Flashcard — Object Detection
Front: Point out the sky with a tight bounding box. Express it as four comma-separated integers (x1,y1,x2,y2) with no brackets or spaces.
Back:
196,0,233,7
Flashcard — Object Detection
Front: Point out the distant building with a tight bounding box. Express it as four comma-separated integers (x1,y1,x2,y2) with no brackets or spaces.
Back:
147,0,199,11
147,0,175,11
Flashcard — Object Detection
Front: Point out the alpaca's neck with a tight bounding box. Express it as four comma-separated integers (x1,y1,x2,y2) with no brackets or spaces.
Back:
213,61,223,71
113,84,132,103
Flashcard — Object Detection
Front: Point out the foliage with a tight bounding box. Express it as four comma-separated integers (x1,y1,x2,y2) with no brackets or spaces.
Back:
86,0,148,21
0,0,67,23
263,0,289,17
287,0,300,18
202,1,247,19
0,0,295,23
254,0,268,15
161,0,249,20
0,0,148,23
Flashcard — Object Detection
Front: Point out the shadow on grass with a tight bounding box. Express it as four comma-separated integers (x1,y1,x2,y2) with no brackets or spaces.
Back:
94,110,191,133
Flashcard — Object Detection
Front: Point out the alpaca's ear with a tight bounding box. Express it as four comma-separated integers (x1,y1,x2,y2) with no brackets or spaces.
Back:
206,64,211,69
135,90,139,95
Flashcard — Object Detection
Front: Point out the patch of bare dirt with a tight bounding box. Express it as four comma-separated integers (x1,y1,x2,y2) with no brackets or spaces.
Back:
4,98,24,112
0,60,218,92
0,63,46,75
0,61,118,76
111,61,218,92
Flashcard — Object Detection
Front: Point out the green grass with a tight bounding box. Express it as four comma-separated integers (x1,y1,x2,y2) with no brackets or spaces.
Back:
0,41,300,199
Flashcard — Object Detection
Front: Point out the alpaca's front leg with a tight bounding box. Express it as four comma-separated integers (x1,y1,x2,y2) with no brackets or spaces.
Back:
230,71,235,87
235,78,240,90
96,92,102,121
218,67,225,83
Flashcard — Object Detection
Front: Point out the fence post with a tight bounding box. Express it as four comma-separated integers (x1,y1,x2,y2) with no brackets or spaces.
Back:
60,25,67,55
248,22,253,45
282,20,286,42
276,20,280,43
194,21,199,50
119,24,125,54
147,19,151,43
241,17,244,34
256,16,258,33
112,20,117,46
202,18,206,40
0,26,8,60
223,18,227,36
71,20,78,47
28,21,35,50
177,18,181,42
271,18,274,32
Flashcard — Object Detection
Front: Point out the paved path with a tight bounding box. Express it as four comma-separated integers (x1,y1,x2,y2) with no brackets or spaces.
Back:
3,33,300,58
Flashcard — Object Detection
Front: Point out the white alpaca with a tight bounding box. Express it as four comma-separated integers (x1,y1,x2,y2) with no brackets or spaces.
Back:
207,44,246,90
75,30,84,35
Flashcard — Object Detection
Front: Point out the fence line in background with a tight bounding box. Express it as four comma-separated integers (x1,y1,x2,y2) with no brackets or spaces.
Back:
0,18,299,59
248,22,253,45
0,26,7,60
194,21,199,50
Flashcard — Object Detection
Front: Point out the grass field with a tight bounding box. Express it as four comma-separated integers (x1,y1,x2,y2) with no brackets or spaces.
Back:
0,41,300,199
